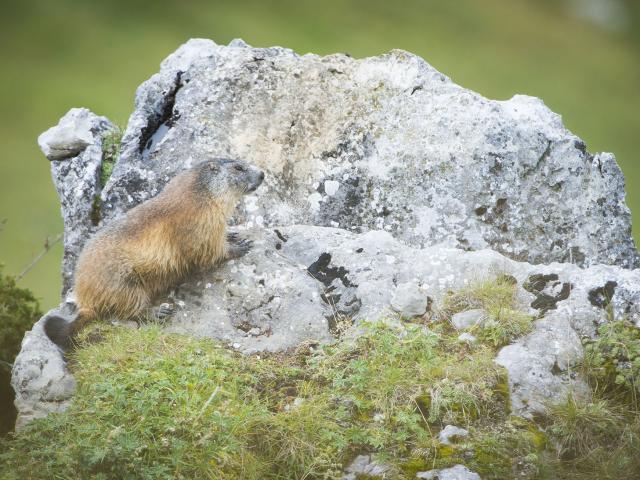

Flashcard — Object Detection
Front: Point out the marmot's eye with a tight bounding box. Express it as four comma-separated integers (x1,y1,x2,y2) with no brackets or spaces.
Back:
234,165,246,172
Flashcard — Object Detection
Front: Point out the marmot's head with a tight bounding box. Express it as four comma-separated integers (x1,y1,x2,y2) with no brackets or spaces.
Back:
194,158,264,201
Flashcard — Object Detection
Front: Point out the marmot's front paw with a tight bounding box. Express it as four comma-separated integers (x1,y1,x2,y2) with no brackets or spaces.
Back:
227,232,240,243
228,238,253,259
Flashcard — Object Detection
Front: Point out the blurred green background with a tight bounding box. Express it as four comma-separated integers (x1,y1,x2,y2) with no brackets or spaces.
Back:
1,0,638,311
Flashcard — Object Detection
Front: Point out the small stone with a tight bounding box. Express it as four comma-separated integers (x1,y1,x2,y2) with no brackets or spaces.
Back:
37,108,106,160
438,425,469,445
285,397,305,412
390,282,429,317
451,309,485,330
457,332,477,344
416,464,481,480
343,454,391,480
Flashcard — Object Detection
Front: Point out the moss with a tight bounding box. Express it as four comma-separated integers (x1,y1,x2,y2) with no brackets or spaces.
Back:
100,126,123,188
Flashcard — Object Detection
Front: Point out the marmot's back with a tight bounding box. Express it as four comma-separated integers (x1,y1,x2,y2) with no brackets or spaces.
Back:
44,158,264,348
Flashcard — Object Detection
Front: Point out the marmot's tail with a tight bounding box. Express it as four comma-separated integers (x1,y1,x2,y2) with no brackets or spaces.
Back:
43,311,90,350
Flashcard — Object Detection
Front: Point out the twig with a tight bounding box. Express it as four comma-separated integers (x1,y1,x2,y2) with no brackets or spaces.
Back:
16,233,63,282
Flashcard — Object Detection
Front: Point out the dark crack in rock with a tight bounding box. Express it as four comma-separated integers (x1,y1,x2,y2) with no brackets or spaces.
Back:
588,281,617,309
523,273,573,314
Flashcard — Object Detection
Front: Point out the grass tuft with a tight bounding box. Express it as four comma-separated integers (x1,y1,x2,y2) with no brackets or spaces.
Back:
546,394,625,460
431,274,533,348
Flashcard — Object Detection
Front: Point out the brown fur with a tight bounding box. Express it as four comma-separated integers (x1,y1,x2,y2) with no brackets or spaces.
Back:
45,160,262,348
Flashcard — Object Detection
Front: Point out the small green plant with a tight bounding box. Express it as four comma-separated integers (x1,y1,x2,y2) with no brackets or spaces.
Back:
542,394,640,479
582,319,640,406
0,266,41,364
100,126,123,188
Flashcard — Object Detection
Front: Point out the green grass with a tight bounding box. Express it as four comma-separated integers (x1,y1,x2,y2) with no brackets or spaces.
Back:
2,277,639,479
434,273,534,347
0,322,507,479
546,394,625,460
0,0,639,310
540,395,640,479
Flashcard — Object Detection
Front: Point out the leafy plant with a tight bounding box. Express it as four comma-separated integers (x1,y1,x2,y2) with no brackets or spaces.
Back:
582,319,640,406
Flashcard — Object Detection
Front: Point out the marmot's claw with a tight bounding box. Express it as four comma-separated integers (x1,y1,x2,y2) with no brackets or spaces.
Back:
228,238,253,258
155,302,176,320
227,232,240,243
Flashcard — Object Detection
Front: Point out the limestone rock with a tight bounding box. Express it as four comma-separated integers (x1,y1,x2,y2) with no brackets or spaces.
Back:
438,425,470,445
451,309,486,330
10,305,77,429
96,38,638,270
38,108,117,294
390,282,430,317
343,454,391,479
416,464,481,480
37,108,110,161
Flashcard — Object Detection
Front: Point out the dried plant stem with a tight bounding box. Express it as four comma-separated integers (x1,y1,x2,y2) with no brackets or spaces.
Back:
16,233,63,282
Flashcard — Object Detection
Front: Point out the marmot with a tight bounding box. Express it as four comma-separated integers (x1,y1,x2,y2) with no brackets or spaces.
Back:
44,158,264,349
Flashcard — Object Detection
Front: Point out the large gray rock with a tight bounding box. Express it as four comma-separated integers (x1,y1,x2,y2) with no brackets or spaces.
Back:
97,38,637,271
13,38,640,427
13,226,640,425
